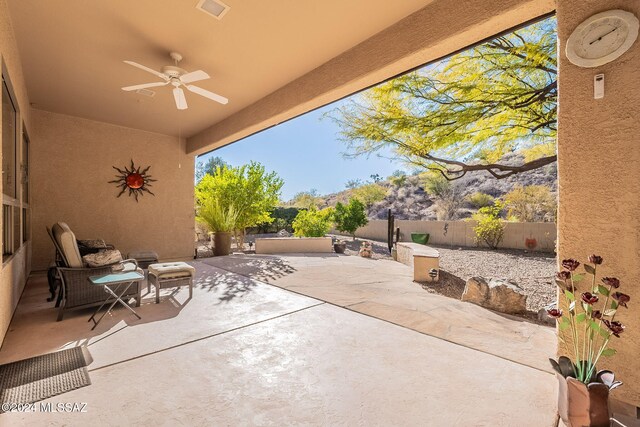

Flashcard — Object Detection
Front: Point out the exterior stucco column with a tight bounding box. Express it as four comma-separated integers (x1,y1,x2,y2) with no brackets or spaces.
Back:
557,0,640,407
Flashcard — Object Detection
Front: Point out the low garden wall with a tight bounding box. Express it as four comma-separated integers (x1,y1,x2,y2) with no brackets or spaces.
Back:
332,220,556,252
255,237,333,254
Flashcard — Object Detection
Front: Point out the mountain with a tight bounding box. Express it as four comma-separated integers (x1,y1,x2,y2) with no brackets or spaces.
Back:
319,154,557,220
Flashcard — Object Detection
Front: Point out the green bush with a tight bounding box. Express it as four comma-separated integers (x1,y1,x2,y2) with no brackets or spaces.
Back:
197,198,239,233
195,161,284,248
334,198,368,240
292,207,334,237
253,207,301,233
467,192,495,209
471,201,505,249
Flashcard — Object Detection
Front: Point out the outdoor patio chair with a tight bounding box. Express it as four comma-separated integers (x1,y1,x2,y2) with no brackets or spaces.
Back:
45,225,116,304
47,222,142,321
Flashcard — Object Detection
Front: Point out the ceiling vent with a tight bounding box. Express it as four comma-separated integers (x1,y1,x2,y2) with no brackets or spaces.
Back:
196,0,230,20
136,88,156,97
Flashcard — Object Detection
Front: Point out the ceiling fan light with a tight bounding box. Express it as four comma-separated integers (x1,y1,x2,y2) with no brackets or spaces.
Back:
196,0,230,20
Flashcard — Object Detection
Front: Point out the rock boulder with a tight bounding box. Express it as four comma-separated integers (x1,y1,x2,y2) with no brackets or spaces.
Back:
462,277,527,314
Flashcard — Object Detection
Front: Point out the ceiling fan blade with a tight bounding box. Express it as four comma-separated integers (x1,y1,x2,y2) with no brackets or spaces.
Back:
124,60,169,81
186,85,228,105
180,70,210,84
173,87,188,110
121,81,169,91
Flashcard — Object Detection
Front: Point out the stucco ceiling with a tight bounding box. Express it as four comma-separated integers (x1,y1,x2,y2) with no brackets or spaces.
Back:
6,0,433,138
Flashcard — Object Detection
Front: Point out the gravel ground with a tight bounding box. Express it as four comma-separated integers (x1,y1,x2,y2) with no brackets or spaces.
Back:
332,235,557,312
198,234,557,312
432,245,556,312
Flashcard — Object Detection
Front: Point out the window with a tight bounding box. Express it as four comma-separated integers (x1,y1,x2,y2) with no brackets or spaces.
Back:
22,207,29,243
2,77,16,200
2,71,29,260
21,130,28,203
21,131,29,244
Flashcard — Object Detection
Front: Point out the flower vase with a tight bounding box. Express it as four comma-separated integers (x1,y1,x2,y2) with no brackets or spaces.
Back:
556,374,610,427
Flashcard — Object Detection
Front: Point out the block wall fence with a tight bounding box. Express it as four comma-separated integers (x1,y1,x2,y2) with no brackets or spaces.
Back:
332,220,556,252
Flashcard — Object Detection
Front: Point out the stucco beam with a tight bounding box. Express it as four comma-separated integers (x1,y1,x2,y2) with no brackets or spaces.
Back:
186,0,554,155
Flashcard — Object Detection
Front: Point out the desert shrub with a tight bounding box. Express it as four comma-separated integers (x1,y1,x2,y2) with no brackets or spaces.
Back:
472,201,505,249
503,185,556,222
467,192,494,209
389,170,408,187
290,189,323,209
423,173,465,220
292,207,334,237
351,183,388,207
434,199,463,221
334,198,368,240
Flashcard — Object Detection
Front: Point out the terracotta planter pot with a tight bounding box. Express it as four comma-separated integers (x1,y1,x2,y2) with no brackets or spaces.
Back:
213,231,232,256
525,238,537,250
556,374,610,427
333,243,346,254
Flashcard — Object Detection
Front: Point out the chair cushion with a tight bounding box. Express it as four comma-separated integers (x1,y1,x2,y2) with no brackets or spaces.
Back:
78,239,108,249
148,262,195,279
52,222,83,268
83,249,123,268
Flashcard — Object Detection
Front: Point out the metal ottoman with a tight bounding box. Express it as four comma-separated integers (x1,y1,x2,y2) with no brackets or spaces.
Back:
148,262,196,304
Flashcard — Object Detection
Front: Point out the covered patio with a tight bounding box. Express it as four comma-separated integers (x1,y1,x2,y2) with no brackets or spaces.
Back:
1,255,557,425
1,0,640,423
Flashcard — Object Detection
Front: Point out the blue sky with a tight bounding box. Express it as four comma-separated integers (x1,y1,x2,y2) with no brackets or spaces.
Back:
197,101,403,201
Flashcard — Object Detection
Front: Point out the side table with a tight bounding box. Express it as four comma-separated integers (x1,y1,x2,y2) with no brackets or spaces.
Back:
88,271,144,330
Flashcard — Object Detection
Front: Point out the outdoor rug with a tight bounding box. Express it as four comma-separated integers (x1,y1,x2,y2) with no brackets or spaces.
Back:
0,346,91,411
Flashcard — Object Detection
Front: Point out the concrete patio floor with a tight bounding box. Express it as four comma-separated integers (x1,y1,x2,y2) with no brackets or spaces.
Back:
0,254,559,426
204,253,557,372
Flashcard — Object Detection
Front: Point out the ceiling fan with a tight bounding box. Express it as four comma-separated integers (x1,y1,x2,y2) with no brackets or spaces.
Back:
122,52,228,110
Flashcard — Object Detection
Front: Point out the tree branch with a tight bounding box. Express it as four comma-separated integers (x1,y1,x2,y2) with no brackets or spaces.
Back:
420,154,557,180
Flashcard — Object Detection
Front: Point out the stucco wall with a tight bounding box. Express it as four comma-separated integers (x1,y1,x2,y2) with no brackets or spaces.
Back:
557,1,640,406
30,109,195,271
0,0,32,346
333,220,556,252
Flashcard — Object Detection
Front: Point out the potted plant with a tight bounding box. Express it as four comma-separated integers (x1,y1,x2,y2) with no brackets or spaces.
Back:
197,199,239,256
548,255,630,426
333,239,347,254
410,233,430,245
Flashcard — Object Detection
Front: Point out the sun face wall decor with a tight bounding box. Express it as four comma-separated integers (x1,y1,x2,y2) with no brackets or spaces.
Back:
109,160,157,202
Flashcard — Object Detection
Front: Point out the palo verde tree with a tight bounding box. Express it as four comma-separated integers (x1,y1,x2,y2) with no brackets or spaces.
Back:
330,17,557,180
195,161,284,248
334,198,368,240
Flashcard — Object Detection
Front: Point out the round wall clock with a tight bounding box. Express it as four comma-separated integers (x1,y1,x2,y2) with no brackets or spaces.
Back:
566,9,639,68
